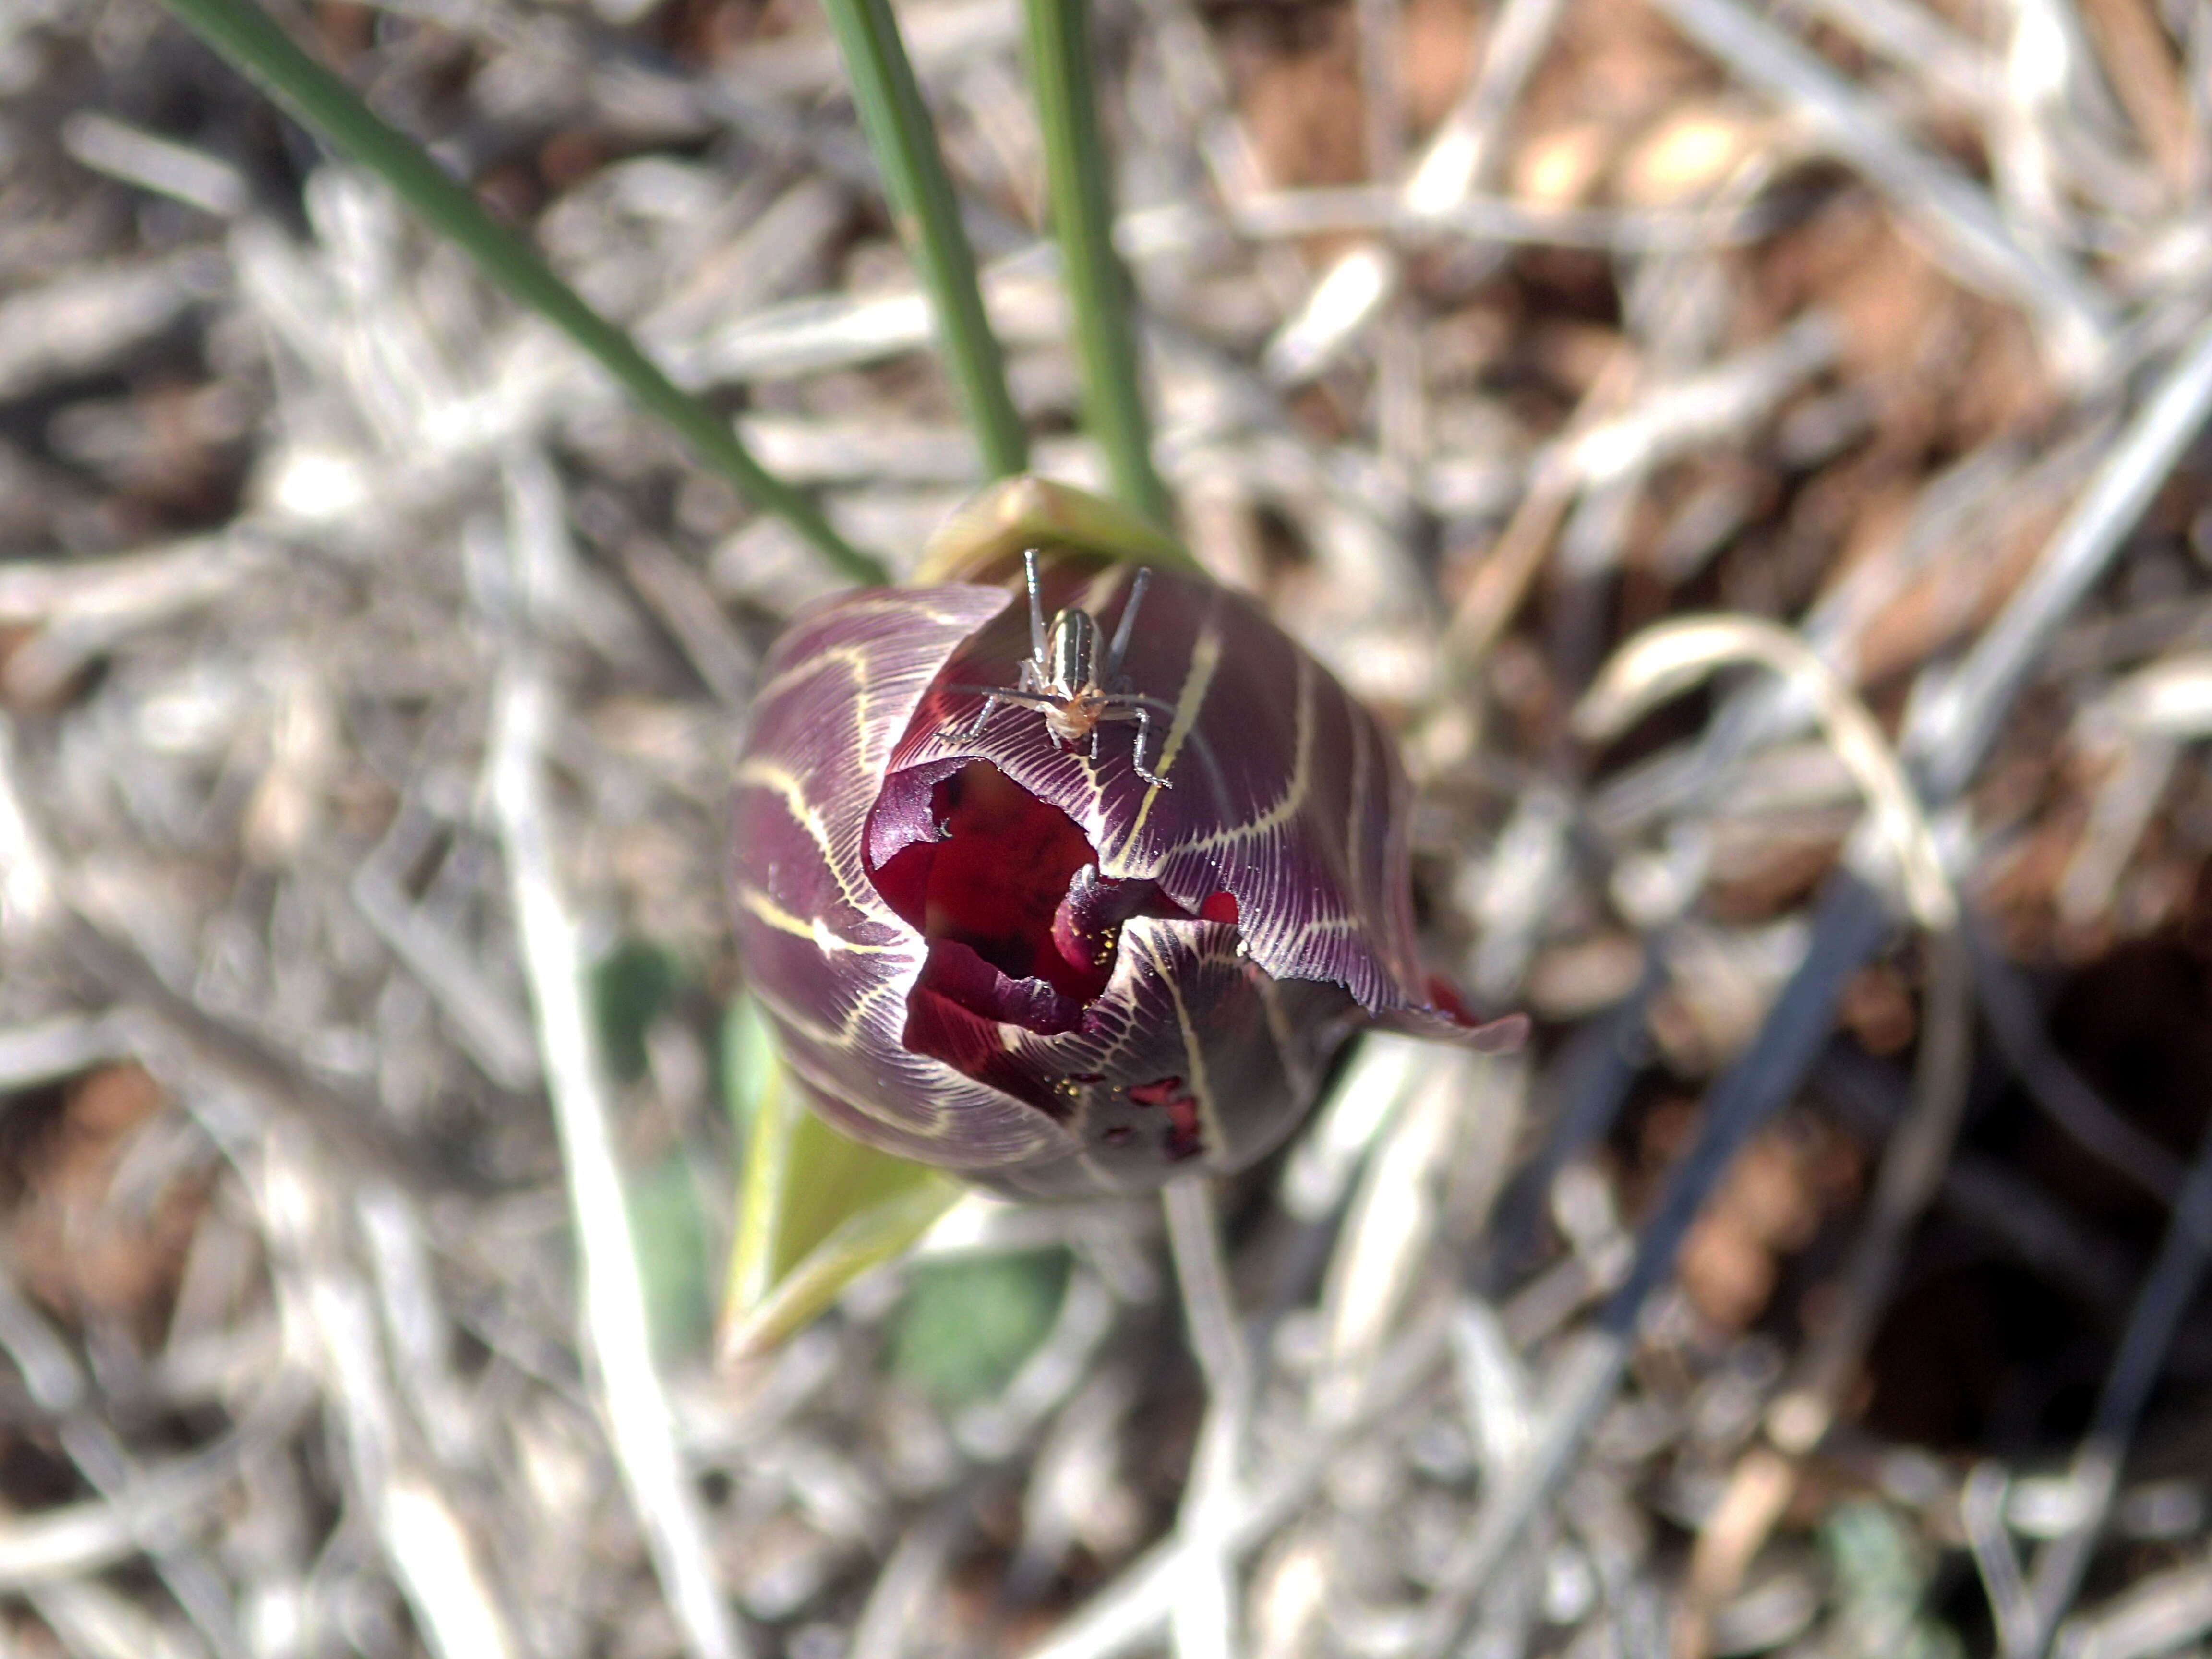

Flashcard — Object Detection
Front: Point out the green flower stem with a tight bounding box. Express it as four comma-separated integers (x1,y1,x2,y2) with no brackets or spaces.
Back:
155,0,888,586
818,0,1030,480
1022,0,1171,528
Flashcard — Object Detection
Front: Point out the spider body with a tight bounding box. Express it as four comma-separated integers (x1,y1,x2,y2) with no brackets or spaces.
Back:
948,550,1176,789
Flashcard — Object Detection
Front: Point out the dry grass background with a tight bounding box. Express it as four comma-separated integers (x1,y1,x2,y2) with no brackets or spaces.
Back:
3,0,2212,1655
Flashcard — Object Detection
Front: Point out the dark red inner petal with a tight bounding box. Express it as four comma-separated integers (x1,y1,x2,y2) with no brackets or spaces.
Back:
1128,1075,1203,1162
874,762,1113,1001
1423,974,1478,1026
868,762,1199,1052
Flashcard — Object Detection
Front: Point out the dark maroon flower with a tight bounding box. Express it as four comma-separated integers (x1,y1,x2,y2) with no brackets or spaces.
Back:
730,554,1519,1198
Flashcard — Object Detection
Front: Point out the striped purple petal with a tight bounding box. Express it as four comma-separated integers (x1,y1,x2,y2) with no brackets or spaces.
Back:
730,555,1517,1198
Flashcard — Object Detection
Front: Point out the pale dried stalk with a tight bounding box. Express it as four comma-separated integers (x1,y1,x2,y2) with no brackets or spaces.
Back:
488,576,746,1658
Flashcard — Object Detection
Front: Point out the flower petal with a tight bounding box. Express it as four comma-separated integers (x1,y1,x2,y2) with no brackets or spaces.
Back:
731,548,1506,1197
893,559,1444,1022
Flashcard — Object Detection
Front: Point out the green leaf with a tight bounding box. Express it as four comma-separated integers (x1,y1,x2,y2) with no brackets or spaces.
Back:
1821,1499,1963,1659
1022,0,1170,527
627,1153,713,1358
153,0,887,586
890,1249,1070,1408
817,0,1028,480
592,938,679,1085
718,994,784,1142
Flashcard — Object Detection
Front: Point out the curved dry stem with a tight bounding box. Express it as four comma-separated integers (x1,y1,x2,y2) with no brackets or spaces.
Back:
1573,613,1957,933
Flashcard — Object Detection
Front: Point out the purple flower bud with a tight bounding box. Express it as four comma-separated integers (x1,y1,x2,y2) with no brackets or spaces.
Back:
731,556,1520,1198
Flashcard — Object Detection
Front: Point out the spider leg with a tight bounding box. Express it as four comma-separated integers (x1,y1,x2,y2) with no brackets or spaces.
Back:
942,684,1056,741
1102,567,1151,685
1099,691,1178,720
1128,703,1172,789
1095,695,1176,787
1023,548,1048,663
961,692,1004,741
946,684,1057,709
